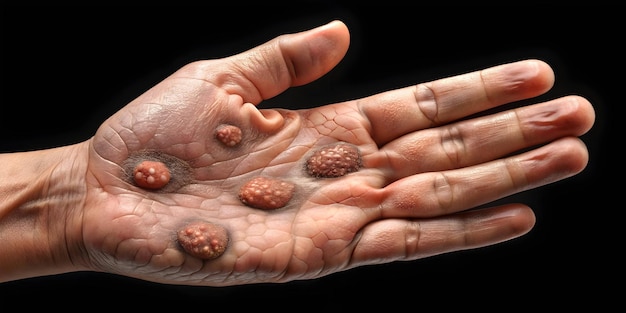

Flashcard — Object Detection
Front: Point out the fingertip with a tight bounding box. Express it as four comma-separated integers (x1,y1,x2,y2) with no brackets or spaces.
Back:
280,19,351,87
559,136,590,176
510,59,555,96
568,95,596,136
506,204,537,236
528,136,591,184
470,204,537,245
309,19,351,56
484,59,557,103
527,59,556,92
320,19,349,35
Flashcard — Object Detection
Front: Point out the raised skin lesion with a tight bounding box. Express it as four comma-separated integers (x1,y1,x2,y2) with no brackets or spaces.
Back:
238,176,296,210
176,221,229,260
215,124,243,147
133,160,171,189
304,142,362,178
123,123,364,261
122,150,193,193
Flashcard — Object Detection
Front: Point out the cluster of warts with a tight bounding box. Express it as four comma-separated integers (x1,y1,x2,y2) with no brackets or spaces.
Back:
127,123,362,260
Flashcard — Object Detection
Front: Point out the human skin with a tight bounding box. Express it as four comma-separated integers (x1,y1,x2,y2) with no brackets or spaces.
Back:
0,21,595,286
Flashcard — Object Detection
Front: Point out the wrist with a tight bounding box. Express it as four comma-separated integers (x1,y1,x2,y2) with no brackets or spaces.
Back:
0,142,90,282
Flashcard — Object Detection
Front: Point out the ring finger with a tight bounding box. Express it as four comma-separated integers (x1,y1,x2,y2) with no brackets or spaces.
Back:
372,136,589,219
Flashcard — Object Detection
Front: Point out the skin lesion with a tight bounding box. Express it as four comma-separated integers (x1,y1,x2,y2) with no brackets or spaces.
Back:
238,176,296,210
133,160,171,189
176,221,230,260
215,124,243,147
122,150,193,193
305,142,362,178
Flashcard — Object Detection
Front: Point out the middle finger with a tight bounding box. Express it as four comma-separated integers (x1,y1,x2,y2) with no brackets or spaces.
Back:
364,95,594,182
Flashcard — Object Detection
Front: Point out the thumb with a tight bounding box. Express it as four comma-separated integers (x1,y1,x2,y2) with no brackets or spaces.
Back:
224,20,350,104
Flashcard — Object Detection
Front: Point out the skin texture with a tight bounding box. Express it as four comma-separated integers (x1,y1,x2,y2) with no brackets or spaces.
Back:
215,124,243,147
133,160,171,189
238,177,296,210
0,21,596,286
177,221,229,260
305,143,362,178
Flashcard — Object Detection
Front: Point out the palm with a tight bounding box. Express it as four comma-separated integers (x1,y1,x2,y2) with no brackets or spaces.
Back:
82,64,380,285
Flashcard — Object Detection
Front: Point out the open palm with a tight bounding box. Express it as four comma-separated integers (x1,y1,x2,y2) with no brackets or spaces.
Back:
80,21,593,286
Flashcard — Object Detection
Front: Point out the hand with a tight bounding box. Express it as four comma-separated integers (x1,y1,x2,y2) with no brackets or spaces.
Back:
0,20,594,285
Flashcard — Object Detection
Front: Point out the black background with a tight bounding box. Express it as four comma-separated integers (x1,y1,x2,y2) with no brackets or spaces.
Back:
1,4,620,310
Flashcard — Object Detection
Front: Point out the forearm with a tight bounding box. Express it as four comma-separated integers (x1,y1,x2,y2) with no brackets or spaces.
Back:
0,143,90,282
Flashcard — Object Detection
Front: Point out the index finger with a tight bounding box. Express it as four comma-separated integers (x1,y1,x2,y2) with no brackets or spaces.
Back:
359,59,555,146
